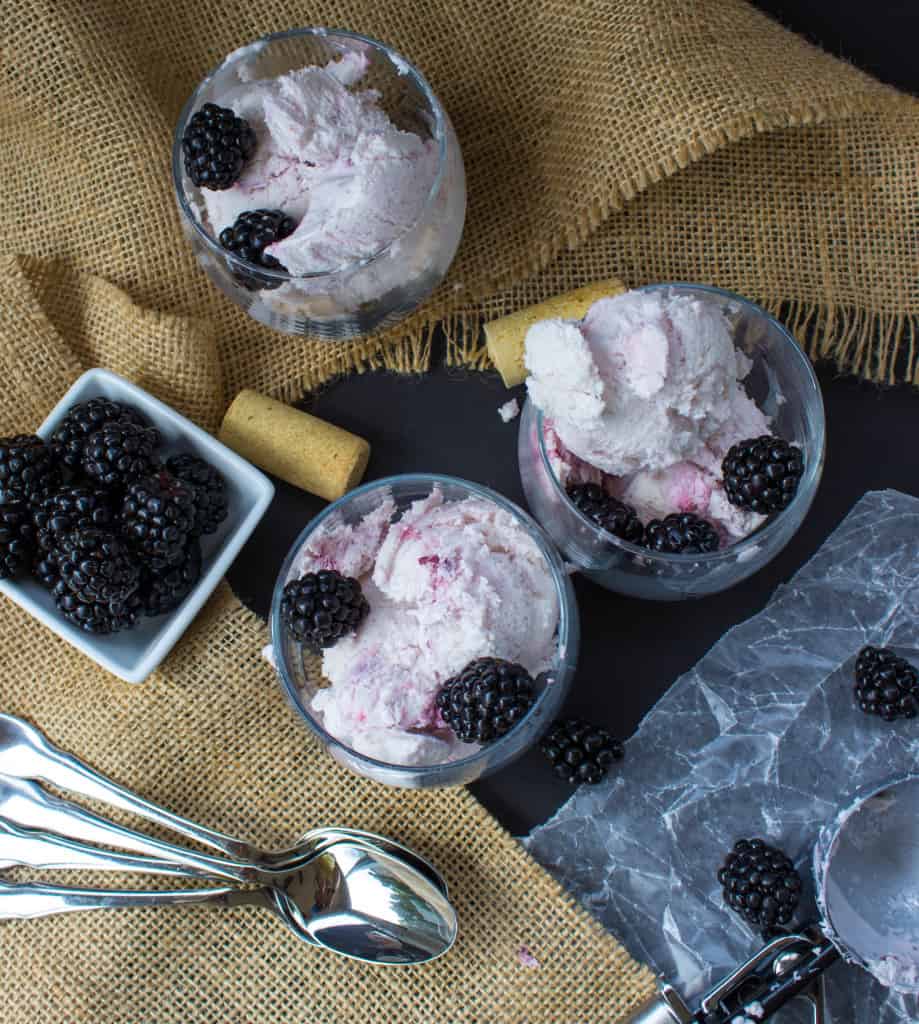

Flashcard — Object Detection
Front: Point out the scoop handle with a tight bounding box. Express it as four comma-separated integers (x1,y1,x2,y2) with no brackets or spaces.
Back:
742,940,838,1021
621,931,839,1024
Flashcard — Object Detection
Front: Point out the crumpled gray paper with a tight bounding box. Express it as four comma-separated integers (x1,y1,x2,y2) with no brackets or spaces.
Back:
527,490,919,1024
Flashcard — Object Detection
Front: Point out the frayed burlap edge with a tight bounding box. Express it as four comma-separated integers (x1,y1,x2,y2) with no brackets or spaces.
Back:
265,88,919,404
764,299,919,386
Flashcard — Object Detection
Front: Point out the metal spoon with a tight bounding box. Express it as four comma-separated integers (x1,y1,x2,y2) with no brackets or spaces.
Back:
0,841,457,964
274,839,457,963
0,813,311,945
0,878,256,917
0,758,444,895
0,778,456,962
0,771,459,962
0,814,458,962
0,714,446,893
0,816,206,877
0,775,278,884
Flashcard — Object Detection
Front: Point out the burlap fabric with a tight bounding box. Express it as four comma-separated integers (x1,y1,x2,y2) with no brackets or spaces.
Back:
3,0,918,393
1,1,917,1020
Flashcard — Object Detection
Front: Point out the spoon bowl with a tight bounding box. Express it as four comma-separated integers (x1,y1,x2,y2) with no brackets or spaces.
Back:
294,827,447,896
277,840,457,964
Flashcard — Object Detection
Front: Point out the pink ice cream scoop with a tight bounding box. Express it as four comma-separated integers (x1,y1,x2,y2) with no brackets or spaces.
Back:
290,488,560,765
199,51,439,276
526,289,772,544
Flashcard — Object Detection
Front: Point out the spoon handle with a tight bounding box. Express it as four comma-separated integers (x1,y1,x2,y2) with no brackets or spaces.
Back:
0,816,203,877
0,714,256,861
0,878,261,921
0,776,255,884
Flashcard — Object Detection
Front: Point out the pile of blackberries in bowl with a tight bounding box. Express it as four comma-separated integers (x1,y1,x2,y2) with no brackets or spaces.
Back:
0,398,228,635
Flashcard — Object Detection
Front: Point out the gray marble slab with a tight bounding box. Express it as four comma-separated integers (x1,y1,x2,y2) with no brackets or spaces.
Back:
527,490,919,1023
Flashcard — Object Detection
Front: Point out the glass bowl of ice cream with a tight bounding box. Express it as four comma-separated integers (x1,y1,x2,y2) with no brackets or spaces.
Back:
172,28,466,339
518,284,825,600
269,474,578,787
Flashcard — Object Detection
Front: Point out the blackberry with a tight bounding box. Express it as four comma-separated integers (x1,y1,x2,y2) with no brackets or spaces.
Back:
182,103,256,190
165,454,228,536
540,718,624,784
718,838,802,936
32,484,117,553
31,484,115,589
0,504,36,580
722,436,804,514
55,528,141,606
142,540,202,617
50,398,147,471
854,645,919,721
33,549,62,590
435,658,535,744
82,421,160,489
218,209,296,290
121,471,197,568
566,483,644,544
281,570,369,651
644,512,720,554
54,582,142,635
0,434,60,505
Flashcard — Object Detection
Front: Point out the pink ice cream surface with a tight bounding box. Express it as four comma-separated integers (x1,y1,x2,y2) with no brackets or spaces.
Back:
292,488,560,765
200,53,438,276
527,289,772,543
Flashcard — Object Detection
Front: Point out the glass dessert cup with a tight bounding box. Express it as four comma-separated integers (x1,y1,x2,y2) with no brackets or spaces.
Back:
518,284,826,601
270,474,579,788
172,28,466,340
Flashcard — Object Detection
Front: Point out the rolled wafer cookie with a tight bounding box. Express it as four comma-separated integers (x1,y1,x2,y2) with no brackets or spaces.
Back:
219,390,370,502
484,277,627,388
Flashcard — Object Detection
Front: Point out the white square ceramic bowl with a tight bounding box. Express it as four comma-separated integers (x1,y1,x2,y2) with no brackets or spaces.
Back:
0,368,274,683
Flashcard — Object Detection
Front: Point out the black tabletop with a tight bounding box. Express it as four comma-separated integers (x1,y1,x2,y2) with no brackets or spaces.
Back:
227,2,919,837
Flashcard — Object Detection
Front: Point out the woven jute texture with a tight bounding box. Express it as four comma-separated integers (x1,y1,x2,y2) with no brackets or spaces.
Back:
0,261,657,1021
2,0,918,393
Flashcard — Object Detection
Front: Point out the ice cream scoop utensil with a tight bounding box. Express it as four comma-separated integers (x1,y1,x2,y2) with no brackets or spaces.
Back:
814,774,919,995
626,775,919,1022
624,932,833,1023
0,713,446,893
0,840,457,965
